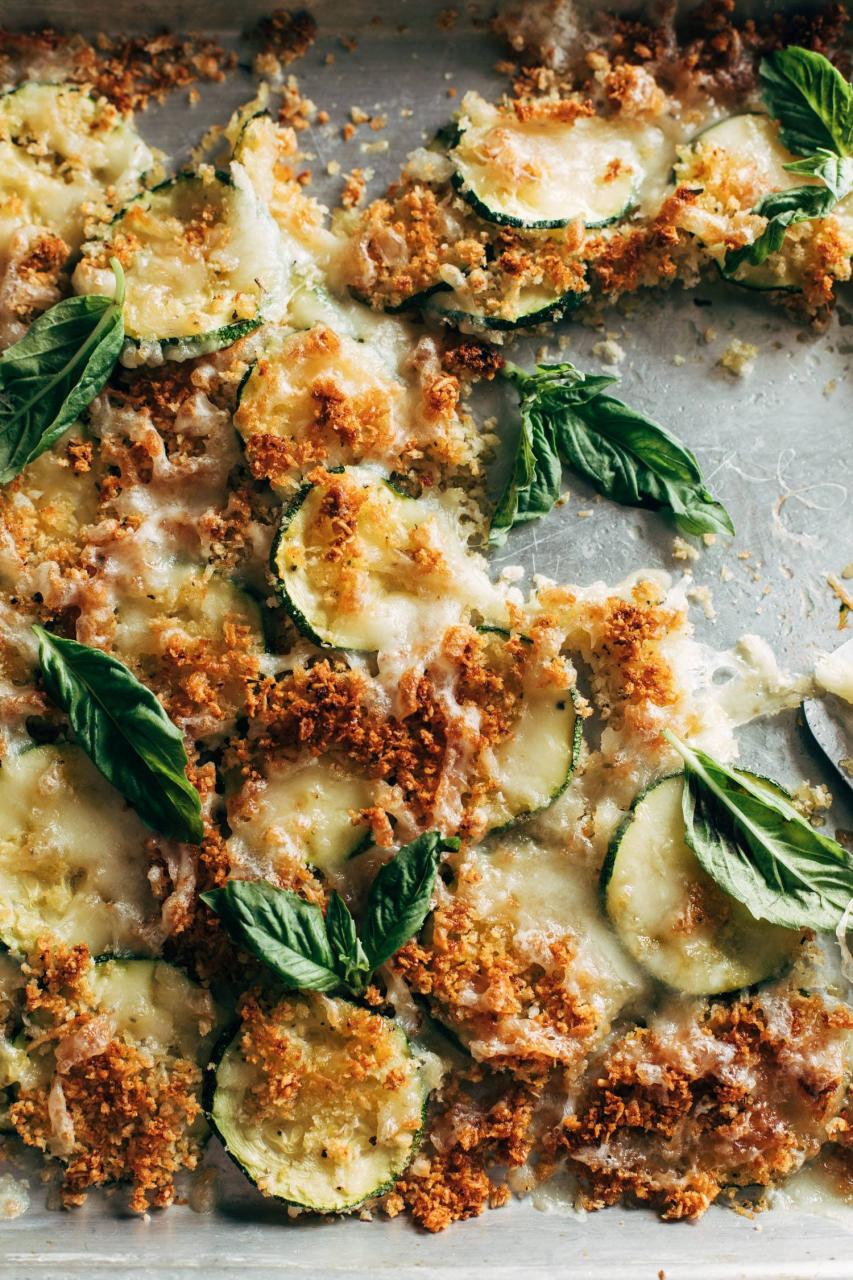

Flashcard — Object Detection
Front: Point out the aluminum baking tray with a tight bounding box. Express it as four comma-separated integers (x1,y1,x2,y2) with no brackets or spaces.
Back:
1,1,852,1275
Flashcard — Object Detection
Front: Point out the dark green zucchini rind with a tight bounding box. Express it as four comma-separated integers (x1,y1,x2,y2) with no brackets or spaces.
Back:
601,773,800,996
425,285,584,332
205,994,430,1215
450,170,634,231
269,483,332,649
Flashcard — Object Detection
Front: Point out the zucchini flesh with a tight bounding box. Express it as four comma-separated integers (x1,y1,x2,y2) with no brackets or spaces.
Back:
450,92,644,229
676,113,853,291
73,171,287,358
13,958,221,1143
0,83,153,257
0,746,161,957
115,565,264,668
88,957,221,1066
271,467,502,652
476,630,582,831
208,992,428,1212
227,756,374,876
602,774,799,995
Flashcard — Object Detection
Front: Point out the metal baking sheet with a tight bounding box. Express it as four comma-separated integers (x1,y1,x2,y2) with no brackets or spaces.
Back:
2,1,853,1275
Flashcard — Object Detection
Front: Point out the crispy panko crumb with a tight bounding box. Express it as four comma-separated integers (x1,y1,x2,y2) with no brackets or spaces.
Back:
395,900,599,1081
253,9,317,69
0,27,236,113
10,944,204,1212
393,1083,535,1231
559,989,853,1219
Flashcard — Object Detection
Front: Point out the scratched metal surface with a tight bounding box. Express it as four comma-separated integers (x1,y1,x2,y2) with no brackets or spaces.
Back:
1,1,853,1276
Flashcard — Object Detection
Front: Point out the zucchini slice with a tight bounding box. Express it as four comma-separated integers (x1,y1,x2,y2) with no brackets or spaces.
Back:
449,92,646,229
207,992,429,1213
271,467,502,651
405,836,646,1069
476,629,582,831
235,321,418,492
0,83,153,257
675,113,853,292
425,281,583,332
0,745,161,956
227,756,374,877
601,774,800,995
73,170,287,360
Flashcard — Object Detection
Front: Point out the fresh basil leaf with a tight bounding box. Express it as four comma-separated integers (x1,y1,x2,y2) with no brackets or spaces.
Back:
783,150,853,198
759,46,853,158
361,831,460,971
724,182,840,271
326,890,369,990
664,730,853,931
491,362,733,543
0,260,125,484
201,881,340,991
34,625,203,844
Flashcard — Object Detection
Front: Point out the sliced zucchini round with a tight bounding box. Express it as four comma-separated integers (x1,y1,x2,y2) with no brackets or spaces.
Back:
73,170,287,359
207,992,428,1213
234,322,415,491
0,82,153,257
601,774,800,995
14,957,222,1155
0,745,161,957
227,756,374,877
425,281,583,331
675,113,853,292
270,467,501,652
449,92,644,229
476,629,582,831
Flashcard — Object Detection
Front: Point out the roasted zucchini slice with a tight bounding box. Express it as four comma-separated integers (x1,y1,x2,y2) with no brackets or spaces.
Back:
601,774,800,995
0,745,161,956
271,467,502,652
476,628,582,832
675,113,853,292
207,992,429,1213
227,756,375,877
449,91,649,229
73,171,287,360
235,321,418,491
9,957,222,1174
424,281,583,332
0,82,153,257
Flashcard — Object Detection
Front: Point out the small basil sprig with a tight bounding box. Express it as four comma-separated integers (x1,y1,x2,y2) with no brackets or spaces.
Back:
0,260,125,484
726,49,853,272
202,830,460,994
490,361,733,546
664,730,853,931
34,626,203,845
